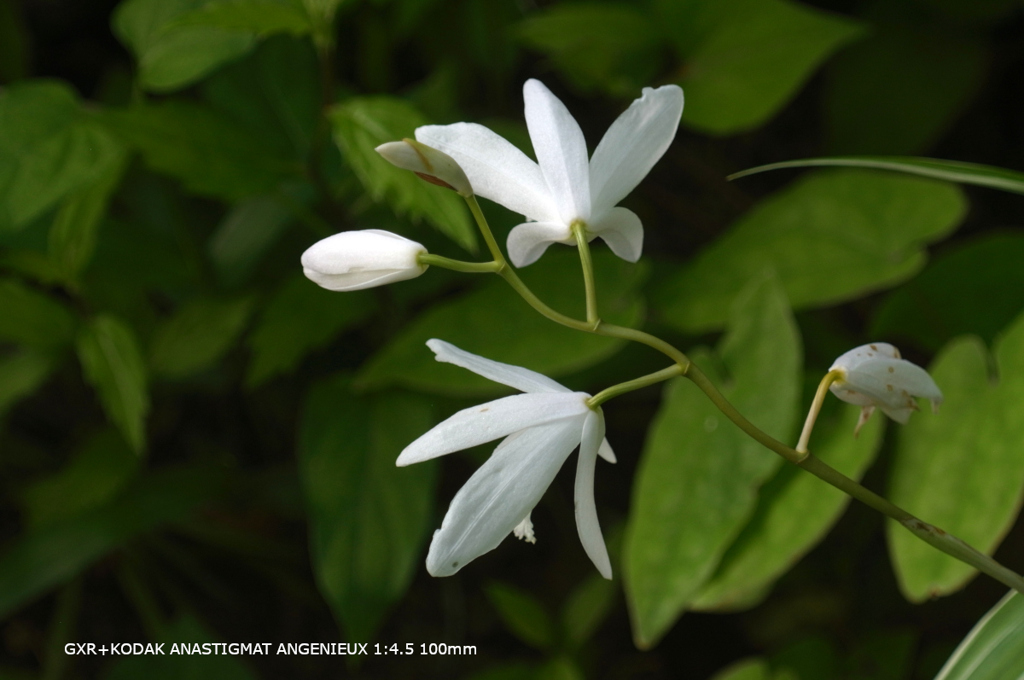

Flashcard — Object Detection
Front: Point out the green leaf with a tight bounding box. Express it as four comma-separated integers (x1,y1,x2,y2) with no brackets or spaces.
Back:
0,465,224,619
299,377,437,641
202,35,320,161
105,101,298,201
207,194,295,286
149,297,254,379
624,273,801,647
710,659,771,680
246,274,373,387
0,81,124,230
47,151,127,282
173,0,312,36
728,156,1024,195
0,278,77,350
329,96,476,252
656,170,966,333
889,314,1024,601
113,0,272,92
0,349,53,416
824,28,986,155
692,399,884,611
357,250,646,396
22,430,139,529
485,581,557,651
671,0,864,135
76,315,150,454
562,573,616,647
517,4,664,96
934,591,1024,680
872,232,1024,352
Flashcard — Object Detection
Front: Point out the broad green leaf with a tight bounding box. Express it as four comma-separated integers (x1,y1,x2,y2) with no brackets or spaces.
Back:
728,156,1024,195
934,591,1024,680
0,465,224,618
0,81,124,230
76,315,149,454
517,4,664,96
624,274,801,647
299,377,436,641
22,430,139,529
824,28,985,155
357,250,645,396
0,349,53,416
104,615,257,680
113,0,299,92
202,35,320,161
562,573,616,647
889,314,1024,601
0,279,77,350
656,170,966,333
173,0,311,36
537,658,585,680
671,0,864,135
47,151,127,282
872,233,1024,352
207,194,294,286
246,274,373,386
329,96,476,252
149,297,254,378
693,400,884,611
485,581,556,651
710,659,770,680
104,101,298,201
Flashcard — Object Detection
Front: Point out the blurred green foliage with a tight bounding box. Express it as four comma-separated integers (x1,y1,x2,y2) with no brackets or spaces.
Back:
1,0,1024,678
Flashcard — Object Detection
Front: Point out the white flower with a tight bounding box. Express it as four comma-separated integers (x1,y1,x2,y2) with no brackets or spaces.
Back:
829,342,943,434
301,229,427,291
396,339,616,579
375,138,473,197
416,79,684,267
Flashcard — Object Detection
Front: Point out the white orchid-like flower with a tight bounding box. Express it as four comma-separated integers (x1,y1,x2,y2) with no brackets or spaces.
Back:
396,339,615,579
829,342,943,434
416,79,684,267
301,229,427,291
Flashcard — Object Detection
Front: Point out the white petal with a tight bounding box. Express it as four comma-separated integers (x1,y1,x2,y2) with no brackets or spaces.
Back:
575,410,612,579
426,339,570,394
397,392,589,466
598,438,616,464
589,85,683,216
426,419,583,576
506,221,574,267
415,123,559,222
523,79,591,224
588,207,643,262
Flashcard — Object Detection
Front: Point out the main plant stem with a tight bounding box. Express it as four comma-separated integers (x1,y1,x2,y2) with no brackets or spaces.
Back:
447,193,1024,594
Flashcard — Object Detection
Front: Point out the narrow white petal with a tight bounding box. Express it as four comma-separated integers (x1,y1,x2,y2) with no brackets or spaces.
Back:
589,85,683,216
397,392,588,466
426,339,570,394
506,221,574,267
588,206,643,262
575,410,612,579
426,419,583,576
523,79,591,224
415,123,559,222
598,438,616,464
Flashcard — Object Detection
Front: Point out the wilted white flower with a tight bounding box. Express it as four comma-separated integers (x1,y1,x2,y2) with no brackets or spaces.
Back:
829,342,943,434
375,138,473,197
396,339,615,579
301,229,427,291
416,79,683,267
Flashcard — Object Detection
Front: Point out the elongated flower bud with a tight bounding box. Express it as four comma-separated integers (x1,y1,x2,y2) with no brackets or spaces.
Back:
301,229,427,291
376,138,473,197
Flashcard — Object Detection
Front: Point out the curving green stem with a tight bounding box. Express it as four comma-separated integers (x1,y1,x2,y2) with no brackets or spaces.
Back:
418,253,501,274
572,221,599,325
588,364,684,408
796,369,843,454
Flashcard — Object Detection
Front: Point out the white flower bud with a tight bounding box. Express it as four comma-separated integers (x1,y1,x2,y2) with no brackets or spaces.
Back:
829,342,943,434
375,138,473,197
301,229,427,291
